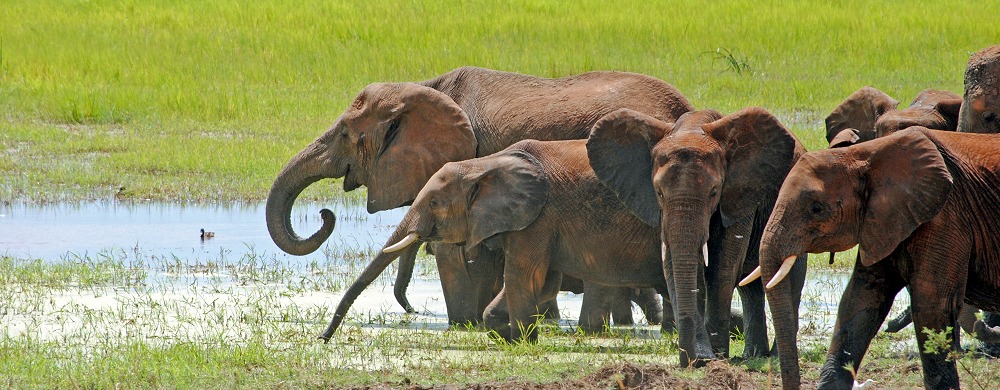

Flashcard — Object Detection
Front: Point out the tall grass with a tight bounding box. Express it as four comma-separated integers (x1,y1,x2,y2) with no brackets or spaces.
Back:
2,0,997,202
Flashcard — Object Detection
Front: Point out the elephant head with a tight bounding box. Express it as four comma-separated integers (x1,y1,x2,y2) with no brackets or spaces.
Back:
266,83,477,255
319,148,548,340
587,107,801,367
825,87,962,143
958,45,1000,134
751,129,953,389
825,87,899,143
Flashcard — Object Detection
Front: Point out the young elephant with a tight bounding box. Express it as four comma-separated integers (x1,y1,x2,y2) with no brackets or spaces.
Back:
825,86,962,142
587,108,807,363
267,66,690,327
958,45,1000,134
745,128,1000,389
319,139,669,345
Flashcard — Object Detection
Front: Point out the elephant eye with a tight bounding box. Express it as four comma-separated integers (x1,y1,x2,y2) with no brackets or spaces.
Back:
429,200,438,208
985,112,997,123
656,190,663,199
809,201,829,217
709,187,718,197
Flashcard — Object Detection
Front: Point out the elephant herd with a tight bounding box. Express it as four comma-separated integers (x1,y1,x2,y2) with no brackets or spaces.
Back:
266,45,1000,389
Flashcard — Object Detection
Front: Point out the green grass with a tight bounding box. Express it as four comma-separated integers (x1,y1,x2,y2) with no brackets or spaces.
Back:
2,0,998,202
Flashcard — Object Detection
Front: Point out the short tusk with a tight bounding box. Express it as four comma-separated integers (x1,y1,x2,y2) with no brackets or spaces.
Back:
739,266,761,286
702,242,709,267
383,232,419,253
765,255,799,290
661,243,667,263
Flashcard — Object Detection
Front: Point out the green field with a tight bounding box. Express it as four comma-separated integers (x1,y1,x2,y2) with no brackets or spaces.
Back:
3,1,1000,388
3,0,998,202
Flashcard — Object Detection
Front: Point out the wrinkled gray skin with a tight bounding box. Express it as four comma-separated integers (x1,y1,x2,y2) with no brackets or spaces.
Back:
825,86,962,143
958,45,1000,134
320,139,673,344
758,129,1000,389
266,67,691,329
587,107,807,366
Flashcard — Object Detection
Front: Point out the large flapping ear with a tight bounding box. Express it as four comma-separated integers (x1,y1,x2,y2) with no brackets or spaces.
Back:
586,108,672,227
829,128,862,148
365,83,477,212
825,86,899,142
702,107,801,225
857,129,953,266
465,150,549,250
909,89,963,131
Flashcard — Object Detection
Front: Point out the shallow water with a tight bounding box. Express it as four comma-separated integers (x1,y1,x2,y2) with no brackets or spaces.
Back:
0,201,406,262
0,200,908,337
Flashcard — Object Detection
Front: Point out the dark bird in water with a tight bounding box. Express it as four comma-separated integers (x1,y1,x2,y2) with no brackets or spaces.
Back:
200,228,215,240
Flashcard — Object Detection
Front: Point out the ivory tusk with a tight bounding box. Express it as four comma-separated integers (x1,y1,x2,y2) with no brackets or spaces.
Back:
661,242,667,263
739,266,762,286
383,232,419,253
702,242,709,267
765,255,799,290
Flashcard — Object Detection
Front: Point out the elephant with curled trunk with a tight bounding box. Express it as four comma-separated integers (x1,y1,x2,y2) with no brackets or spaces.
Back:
745,128,1000,389
266,66,691,328
587,107,806,366
825,86,962,143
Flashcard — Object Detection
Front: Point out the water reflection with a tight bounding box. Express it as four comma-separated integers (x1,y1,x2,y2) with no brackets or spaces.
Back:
0,201,407,262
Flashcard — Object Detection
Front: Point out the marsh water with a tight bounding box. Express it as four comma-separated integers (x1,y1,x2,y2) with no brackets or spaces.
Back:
0,200,909,338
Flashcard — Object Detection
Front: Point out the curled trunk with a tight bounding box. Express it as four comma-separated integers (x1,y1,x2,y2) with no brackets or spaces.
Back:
266,141,338,256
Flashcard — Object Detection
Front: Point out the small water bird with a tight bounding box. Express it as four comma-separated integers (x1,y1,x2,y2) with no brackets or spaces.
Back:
200,228,215,240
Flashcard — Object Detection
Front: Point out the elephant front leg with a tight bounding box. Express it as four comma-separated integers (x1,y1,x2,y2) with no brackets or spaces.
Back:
910,287,964,389
631,287,663,326
503,269,562,343
434,244,486,325
818,262,904,389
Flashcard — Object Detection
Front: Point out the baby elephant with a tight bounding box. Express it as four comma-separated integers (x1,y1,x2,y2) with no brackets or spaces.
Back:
376,139,669,344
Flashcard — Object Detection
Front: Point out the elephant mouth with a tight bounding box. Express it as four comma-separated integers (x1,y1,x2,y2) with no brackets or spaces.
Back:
342,165,361,191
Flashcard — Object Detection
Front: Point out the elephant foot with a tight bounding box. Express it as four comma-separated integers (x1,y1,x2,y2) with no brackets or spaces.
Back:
660,321,677,334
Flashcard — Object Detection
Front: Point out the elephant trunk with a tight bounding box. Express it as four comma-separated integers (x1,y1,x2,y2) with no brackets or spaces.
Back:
266,139,340,256
319,213,421,341
759,216,802,390
665,203,710,367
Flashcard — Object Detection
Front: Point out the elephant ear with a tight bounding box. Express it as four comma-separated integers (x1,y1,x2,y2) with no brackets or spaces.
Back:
365,83,477,212
829,128,862,148
465,150,549,250
826,86,899,142
703,107,800,226
586,108,671,227
857,129,953,266
934,98,964,130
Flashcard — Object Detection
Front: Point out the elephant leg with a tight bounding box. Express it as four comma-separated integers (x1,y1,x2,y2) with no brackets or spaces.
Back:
705,213,753,358
958,306,1000,344
579,284,629,333
818,261,904,389
736,280,769,358
660,293,676,333
505,268,562,343
631,287,663,325
610,288,635,326
483,287,511,341
434,244,484,325
537,298,561,323
884,305,912,333
910,288,963,389
977,311,1000,357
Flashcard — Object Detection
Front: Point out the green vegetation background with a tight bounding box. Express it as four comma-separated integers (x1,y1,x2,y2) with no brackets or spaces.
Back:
2,0,998,202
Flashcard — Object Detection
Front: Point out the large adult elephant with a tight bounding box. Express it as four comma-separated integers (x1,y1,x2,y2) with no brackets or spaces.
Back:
266,66,692,327
744,128,1000,389
587,107,806,365
825,86,962,143
958,45,1000,134
319,138,669,344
